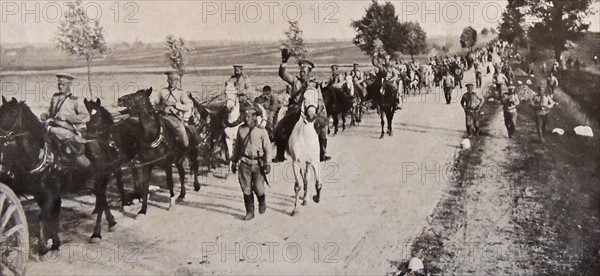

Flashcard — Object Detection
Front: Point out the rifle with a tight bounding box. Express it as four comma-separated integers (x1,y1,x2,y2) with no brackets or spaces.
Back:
256,150,271,188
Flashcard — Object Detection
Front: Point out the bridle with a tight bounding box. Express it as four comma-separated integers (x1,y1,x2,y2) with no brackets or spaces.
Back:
0,104,29,144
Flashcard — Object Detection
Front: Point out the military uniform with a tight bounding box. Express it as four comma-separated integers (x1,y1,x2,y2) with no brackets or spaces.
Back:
273,60,329,162
150,72,193,148
227,65,253,96
531,92,555,141
460,84,483,137
46,73,92,167
501,87,520,138
373,57,401,108
546,74,558,97
441,74,455,104
328,65,345,89
350,65,366,100
232,106,271,220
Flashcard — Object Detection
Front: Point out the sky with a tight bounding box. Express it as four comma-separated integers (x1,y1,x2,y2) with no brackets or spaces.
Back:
1,0,599,45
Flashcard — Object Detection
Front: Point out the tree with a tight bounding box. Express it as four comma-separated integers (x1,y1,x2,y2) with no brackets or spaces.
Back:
481,28,490,36
526,0,597,61
280,20,310,62
56,0,107,95
351,0,403,57
165,35,189,87
398,21,427,62
460,26,478,50
498,0,527,45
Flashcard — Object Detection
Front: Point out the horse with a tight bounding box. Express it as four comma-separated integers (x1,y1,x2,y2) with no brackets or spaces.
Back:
83,98,141,206
321,81,353,136
364,70,398,138
223,82,244,169
116,88,200,216
287,88,322,216
0,97,120,254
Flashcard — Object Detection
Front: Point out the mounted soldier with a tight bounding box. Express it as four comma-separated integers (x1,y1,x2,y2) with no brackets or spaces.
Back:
372,54,401,110
272,49,330,163
150,71,193,148
227,65,253,96
43,73,93,167
350,63,367,101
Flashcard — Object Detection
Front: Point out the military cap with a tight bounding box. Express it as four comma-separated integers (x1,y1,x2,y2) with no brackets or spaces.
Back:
244,105,257,114
465,83,474,88
298,60,315,70
507,85,516,90
331,65,338,69
353,63,359,66
56,73,75,84
233,65,243,69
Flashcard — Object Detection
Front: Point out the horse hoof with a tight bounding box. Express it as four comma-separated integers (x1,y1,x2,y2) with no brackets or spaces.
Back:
380,134,385,139
90,236,102,244
313,195,320,203
302,200,308,206
176,197,185,203
389,131,393,136
291,210,297,216
194,184,201,192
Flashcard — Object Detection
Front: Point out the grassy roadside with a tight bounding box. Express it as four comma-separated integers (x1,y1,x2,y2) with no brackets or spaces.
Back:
407,67,600,273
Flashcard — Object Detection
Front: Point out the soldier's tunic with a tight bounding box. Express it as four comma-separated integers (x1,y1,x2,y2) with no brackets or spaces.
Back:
460,91,483,136
47,93,90,144
502,93,520,137
532,94,555,136
441,75,455,104
150,87,192,147
329,72,344,89
350,69,366,99
232,124,271,196
227,74,252,95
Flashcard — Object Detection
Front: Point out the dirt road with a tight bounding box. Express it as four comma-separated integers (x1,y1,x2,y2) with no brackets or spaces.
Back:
23,74,481,275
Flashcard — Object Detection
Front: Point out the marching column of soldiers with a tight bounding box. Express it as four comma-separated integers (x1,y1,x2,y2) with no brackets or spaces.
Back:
39,39,558,221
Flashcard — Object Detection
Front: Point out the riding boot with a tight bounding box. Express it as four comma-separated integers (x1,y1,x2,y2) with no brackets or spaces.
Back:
320,138,331,162
272,142,286,163
243,194,255,221
257,194,266,214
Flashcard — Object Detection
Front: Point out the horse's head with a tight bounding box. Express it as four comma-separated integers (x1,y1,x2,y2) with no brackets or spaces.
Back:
117,87,153,115
0,96,20,135
84,98,114,134
301,88,319,123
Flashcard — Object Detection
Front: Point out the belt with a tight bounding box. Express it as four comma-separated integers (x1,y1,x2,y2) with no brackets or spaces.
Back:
240,155,261,165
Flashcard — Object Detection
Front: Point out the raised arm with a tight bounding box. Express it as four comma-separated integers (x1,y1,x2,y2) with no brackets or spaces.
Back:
279,63,295,84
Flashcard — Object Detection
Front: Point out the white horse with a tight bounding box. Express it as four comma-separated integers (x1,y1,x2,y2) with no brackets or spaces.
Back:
287,88,322,216
223,82,243,169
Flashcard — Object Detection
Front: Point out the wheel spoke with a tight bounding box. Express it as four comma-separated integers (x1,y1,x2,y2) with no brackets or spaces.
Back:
0,204,16,234
0,193,6,217
0,224,24,244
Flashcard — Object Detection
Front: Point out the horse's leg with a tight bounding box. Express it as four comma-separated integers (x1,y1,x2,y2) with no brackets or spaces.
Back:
130,168,141,201
138,166,151,216
388,109,394,136
341,113,346,131
291,162,302,216
176,160,187,201
380,111,385,139
114,170,131,207
91,176,106,243
312,161,322,203
49,194,62,251
333,115,339,135
302,162,309,206
165,164,176,210
35,193,51,255
190,146,201,192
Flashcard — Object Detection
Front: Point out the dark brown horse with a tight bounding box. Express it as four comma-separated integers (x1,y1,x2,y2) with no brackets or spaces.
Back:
117,88,200,216
364,71,398,138
321,82,353,135
83,98,141,206
0,97,121,254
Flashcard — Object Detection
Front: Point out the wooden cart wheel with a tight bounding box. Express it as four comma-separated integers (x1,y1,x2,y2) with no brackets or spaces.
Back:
0,182,29,276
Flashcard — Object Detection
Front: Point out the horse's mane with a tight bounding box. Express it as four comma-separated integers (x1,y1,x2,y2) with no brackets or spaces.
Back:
97,105,115,125
17,101,45,137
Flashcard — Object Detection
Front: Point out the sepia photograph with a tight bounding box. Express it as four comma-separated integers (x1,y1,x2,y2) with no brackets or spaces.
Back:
1,0,599,274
